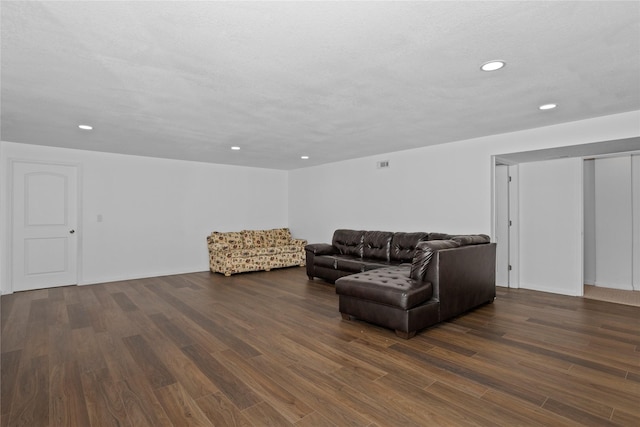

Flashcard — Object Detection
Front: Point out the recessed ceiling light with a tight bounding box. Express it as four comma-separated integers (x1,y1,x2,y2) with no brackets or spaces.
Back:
231,146,241,150
78,125,93,130
539,103,557,110
301,156,309,160
480,60,506,71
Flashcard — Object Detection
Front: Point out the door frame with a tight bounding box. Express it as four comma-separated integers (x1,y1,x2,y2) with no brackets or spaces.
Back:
491,156,520,289
6,158,83,294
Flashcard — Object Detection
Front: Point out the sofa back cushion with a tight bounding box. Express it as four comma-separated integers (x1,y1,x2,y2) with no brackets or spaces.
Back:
451,234,490,246
427,232,452,240
242,230,269,248
390,232,429,262
268,228,293,246
210,231,245,249
363,231,393,261
410,240,460,281
332,229,365,258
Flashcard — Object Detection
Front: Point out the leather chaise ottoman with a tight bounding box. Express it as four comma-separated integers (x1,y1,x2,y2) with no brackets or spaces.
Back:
336,265,440,339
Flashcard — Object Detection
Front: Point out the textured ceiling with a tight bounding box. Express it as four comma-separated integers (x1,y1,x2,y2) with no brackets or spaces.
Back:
2,1,639,170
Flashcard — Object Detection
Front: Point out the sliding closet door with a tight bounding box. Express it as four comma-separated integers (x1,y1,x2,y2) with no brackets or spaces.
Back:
519,158,583,296
595,156,633,290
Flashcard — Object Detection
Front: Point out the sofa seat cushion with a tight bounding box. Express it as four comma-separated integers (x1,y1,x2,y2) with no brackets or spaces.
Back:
336,266,432,310
279,243,305,254
336,257,366,273
314,255,339,269
227,247,277,258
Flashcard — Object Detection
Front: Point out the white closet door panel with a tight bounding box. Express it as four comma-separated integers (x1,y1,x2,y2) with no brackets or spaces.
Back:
595,156,633,290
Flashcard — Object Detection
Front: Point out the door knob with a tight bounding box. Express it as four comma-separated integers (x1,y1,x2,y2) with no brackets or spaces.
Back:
69,229,75,234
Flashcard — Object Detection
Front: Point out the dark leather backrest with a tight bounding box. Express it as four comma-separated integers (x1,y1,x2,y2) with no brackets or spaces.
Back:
450,234,491,246
427,232,452,240
363,231,393,261
390,232,429,262
332,229,365,257
410,240,460,281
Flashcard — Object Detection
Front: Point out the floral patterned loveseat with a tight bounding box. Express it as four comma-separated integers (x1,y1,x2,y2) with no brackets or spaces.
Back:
207,228,307,276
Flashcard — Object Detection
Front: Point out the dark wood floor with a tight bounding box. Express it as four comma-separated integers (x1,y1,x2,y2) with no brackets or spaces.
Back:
1,267,639,426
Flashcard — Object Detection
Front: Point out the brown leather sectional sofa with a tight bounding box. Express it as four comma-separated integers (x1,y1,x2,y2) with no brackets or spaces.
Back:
305,229,496,338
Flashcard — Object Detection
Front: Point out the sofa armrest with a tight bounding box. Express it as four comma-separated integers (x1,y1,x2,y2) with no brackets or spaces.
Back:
425,243,496,321
291,238,308,247
207,236,230,252
305,243,336,255
209,243,230,252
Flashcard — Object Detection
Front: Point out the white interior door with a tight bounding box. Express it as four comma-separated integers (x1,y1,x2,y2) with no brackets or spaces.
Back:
12,161,78,292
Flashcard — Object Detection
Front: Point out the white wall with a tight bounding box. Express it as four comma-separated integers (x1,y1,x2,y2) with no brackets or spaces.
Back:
288,141,496,242
289,111,640,244
519,158,584,296
0,141,288,293
583,159,596,285
594,156,633,290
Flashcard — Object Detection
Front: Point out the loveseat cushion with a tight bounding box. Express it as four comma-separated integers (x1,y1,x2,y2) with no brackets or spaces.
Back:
332,229,365,257
390,232,429,262
363,231,393,261
336,266,432,310
410,240,460,281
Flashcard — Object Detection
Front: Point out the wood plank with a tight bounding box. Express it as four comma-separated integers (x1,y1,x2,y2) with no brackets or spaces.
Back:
80,368,129,427
247,354,372,427
195,392,253,427
27,299,49,323
219,348,314,423
0,350,22,418
49,360,91,427
242,401,293,426
153,382,214,427
66,303,92,329
111,292,139,312
8,355,49,427
293,411,336,427
542,397,618,427
122,334,176,389
181,343,262,410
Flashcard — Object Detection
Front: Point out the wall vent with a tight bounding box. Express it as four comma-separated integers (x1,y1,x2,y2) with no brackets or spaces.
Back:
377,160,390,169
